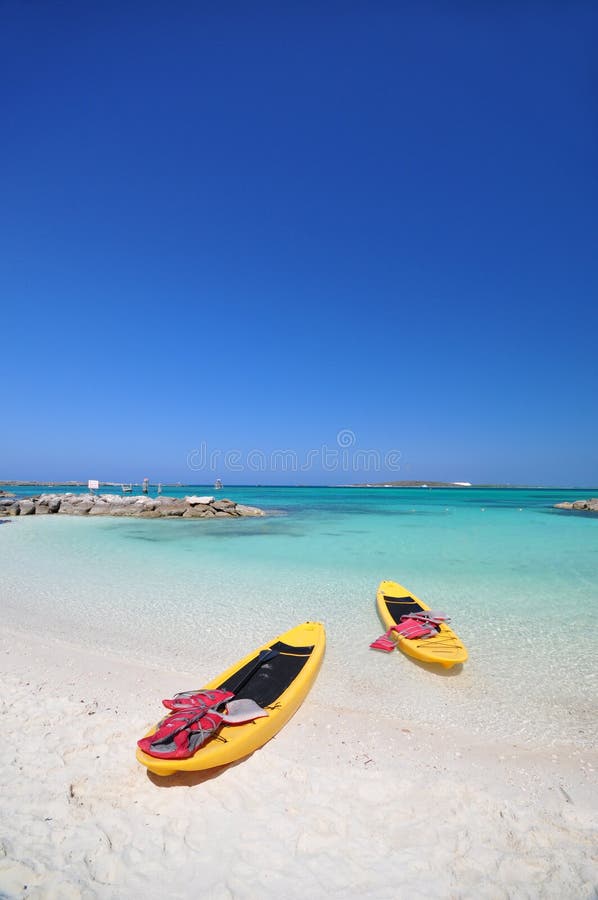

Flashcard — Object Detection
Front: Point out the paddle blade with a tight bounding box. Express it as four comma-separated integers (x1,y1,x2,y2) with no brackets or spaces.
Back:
220,698,269,724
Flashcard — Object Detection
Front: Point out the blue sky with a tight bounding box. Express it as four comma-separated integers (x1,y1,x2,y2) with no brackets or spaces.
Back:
1,3,597,485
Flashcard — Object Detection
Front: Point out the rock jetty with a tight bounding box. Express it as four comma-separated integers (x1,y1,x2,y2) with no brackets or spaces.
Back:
554,498,598,513
0,493,265,519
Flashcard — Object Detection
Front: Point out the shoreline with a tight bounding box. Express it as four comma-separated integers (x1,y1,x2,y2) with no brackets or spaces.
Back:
3,513,597,753
1,622,597,898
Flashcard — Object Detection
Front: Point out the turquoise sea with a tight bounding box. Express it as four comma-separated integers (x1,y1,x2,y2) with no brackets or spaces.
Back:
2,486,597,749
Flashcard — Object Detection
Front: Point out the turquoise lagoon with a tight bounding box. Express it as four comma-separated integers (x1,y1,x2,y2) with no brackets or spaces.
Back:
2,486,597,748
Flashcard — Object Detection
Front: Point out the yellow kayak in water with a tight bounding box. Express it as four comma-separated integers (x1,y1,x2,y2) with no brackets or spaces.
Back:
137,621,325,776
376,580,468,668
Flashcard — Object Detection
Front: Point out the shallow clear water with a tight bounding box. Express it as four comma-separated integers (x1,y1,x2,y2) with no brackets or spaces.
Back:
2,487,597,747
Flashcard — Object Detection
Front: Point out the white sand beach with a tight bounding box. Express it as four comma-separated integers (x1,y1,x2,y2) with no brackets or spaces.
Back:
1,623,596,900
3,0,597,893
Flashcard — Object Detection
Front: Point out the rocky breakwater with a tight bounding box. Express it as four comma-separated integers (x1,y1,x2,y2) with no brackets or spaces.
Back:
554,497,598,514
0,493,265,519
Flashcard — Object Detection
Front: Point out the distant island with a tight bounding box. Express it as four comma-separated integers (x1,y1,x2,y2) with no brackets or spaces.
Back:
0,481,89,487
350,481,473,488
0,481,184,488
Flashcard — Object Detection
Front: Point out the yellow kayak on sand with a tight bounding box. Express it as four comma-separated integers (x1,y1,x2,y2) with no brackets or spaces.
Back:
376,580,468,668
137,621,325,776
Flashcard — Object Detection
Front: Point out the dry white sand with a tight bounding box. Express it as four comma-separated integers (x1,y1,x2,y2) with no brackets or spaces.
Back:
0,624,596,900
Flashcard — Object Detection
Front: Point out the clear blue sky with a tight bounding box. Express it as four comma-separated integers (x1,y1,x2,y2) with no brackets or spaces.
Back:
1,2,597,485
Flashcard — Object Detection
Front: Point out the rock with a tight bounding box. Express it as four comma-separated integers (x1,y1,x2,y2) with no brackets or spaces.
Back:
90,499,126,516
212,499,236,511
35,494,63,514
554,497,598,514
88,504,109,516
158,502,186,517
133,499,156,511
110,506,137,517
183,505,213,518
57,495,91,515
235,504,265,517
10,491,264,520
